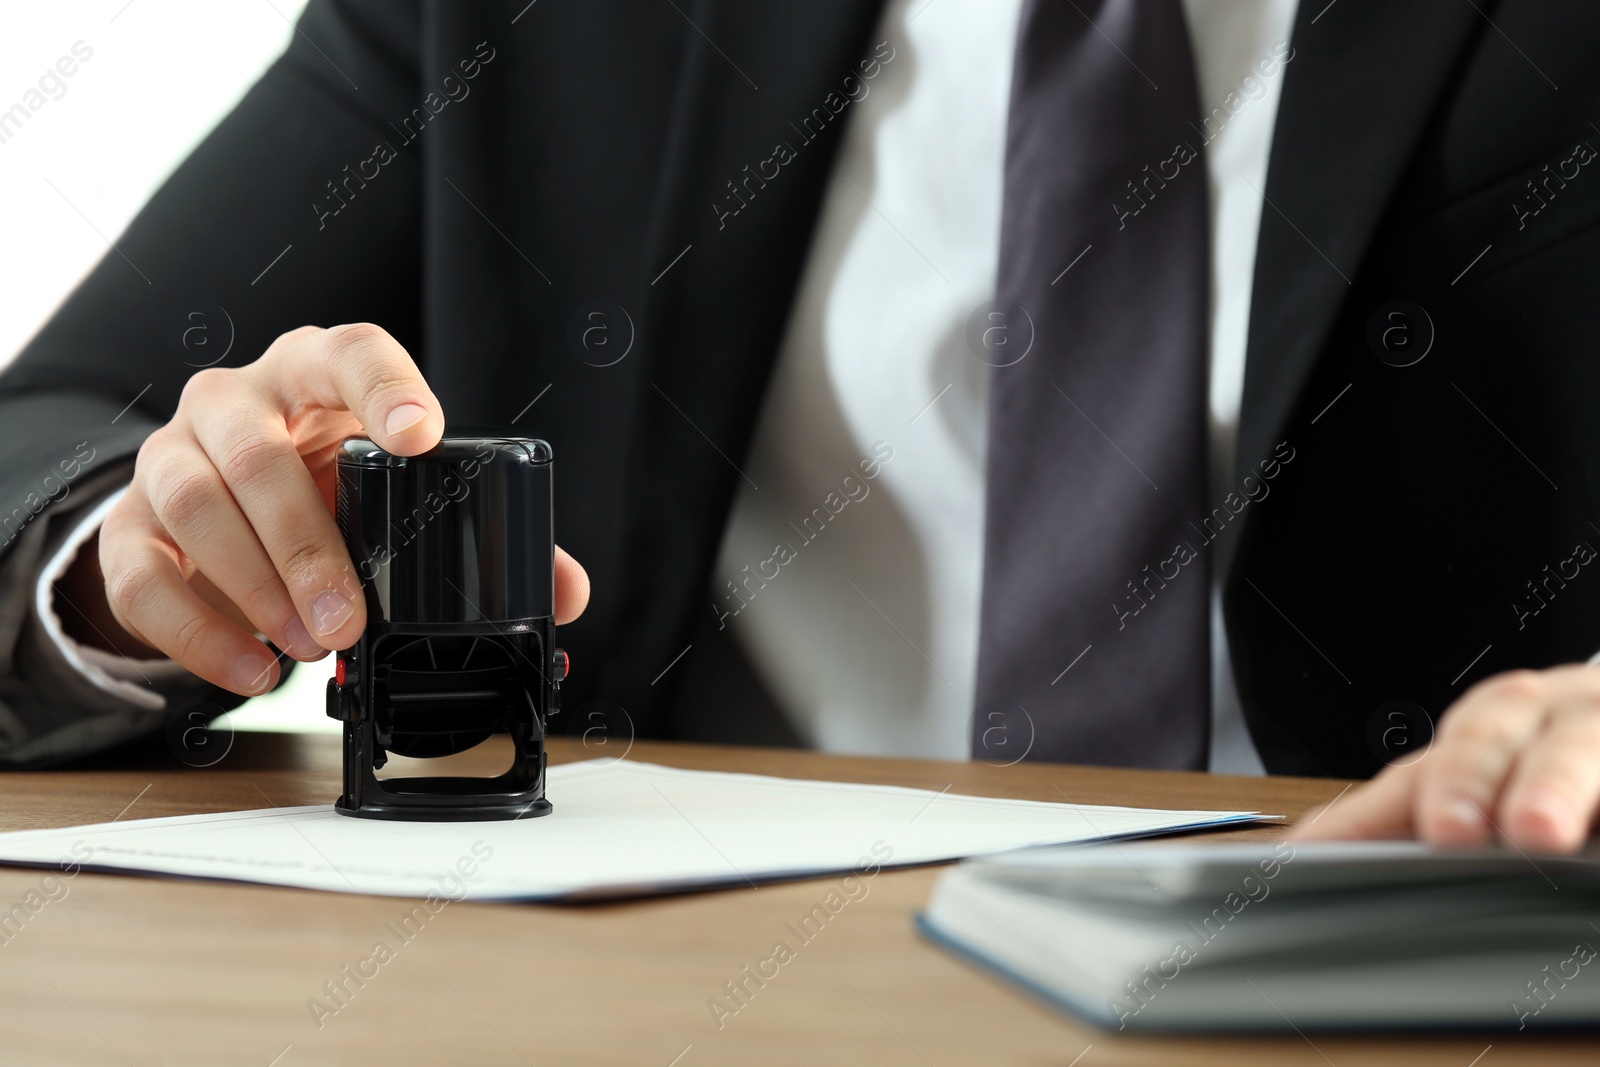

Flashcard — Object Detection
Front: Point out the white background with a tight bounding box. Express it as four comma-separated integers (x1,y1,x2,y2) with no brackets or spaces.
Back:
1,0,309,366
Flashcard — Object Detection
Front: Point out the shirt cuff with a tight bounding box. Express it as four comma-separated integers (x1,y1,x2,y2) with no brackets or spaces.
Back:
33,485,192,712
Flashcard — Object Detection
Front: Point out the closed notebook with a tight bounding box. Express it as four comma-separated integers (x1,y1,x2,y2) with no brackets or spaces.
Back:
917,841,1600,1033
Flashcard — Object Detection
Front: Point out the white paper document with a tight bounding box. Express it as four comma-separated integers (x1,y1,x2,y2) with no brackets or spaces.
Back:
0,760,1269,901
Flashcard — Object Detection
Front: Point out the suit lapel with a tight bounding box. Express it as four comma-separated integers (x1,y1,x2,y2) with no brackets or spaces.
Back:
599,0,889,709
1235,0,1486,484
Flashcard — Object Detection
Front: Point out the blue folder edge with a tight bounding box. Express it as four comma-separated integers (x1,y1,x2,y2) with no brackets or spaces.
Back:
915,904,1600,1036
915,910,1128,1031
906,812,1278,1036
913,816,1600,1036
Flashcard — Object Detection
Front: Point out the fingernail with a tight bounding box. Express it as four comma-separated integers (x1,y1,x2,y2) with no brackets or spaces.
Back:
231,653,276,694
281,615,326,660
311,590,354,636
385,403,428,436
1521,786,1570,829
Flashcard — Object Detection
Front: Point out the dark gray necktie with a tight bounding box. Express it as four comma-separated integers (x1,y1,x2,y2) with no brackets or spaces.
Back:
973,0,1210,769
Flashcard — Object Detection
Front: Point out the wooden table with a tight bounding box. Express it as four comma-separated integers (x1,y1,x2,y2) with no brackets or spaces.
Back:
0,732,1591,1066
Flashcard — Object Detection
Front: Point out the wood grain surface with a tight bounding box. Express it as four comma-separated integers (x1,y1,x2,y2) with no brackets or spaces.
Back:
0,731,1589,1066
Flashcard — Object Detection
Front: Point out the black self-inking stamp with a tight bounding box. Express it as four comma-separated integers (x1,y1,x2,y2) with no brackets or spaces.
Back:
325,432,567,820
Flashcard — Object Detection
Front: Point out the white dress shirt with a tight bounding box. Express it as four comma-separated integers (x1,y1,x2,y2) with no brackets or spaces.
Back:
713,0,1300,771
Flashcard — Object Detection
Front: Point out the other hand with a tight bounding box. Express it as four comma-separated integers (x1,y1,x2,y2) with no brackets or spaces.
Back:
1293,664,1600,854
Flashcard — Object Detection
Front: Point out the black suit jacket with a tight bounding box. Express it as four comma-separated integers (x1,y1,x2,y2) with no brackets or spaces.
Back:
2,0,1597,776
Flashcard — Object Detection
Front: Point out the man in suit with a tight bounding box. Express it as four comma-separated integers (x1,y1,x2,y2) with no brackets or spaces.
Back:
1,0,1597,852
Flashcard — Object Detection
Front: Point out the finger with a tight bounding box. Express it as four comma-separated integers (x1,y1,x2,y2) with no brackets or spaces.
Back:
188,569,257,634
139,428,326,662
1416,672,1548,846
1498,697,1600,853
554,545,589,625
261,323,444,456
184,371,366,651
99,492,281,695
1291,761,1419,841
